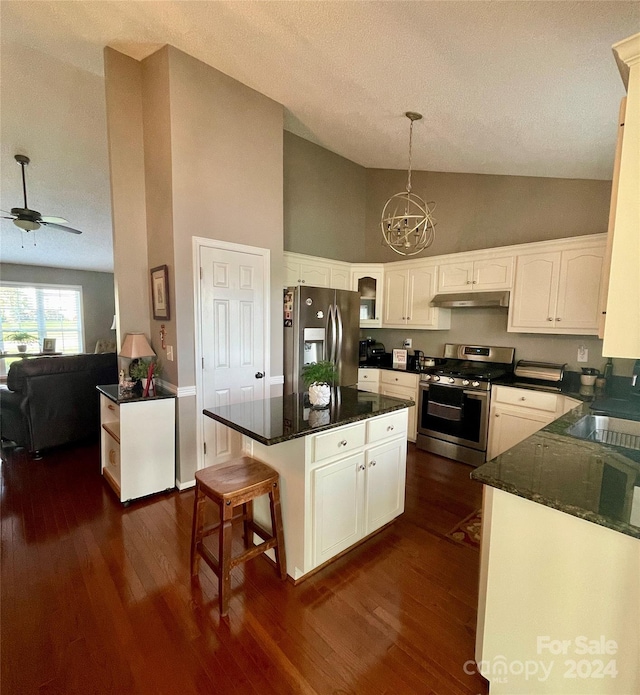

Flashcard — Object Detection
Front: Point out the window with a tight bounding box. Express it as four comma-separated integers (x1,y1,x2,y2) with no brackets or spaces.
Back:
0,282,84,354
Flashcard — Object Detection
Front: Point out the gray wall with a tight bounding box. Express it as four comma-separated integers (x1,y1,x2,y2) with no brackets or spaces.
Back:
364,169,612,262
0,263,115,352
284,131,366,261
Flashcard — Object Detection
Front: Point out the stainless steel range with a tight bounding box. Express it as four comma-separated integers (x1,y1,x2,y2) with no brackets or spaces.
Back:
416,344,515,466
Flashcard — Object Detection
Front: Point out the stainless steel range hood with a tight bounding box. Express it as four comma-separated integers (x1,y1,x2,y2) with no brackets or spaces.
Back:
430,291,510,308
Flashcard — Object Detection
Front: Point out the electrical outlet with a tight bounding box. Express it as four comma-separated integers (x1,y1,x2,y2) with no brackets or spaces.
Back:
167,345,174,361
403,338,412,348
577,346,588,363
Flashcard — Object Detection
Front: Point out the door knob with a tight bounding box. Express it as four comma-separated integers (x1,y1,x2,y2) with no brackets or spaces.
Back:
255,371,265,379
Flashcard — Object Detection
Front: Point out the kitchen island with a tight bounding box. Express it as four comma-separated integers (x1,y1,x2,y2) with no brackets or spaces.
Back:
471,400,640,694
204,387,413,581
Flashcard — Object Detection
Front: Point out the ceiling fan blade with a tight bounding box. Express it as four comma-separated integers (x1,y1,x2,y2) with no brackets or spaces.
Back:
41,216,69,224
2,216,16,220
40,220,83,235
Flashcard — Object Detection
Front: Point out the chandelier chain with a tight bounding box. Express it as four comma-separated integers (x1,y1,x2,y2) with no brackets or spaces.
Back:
407,118,414,194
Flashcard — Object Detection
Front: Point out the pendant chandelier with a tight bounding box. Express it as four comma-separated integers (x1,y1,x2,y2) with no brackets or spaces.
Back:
381,112,436,256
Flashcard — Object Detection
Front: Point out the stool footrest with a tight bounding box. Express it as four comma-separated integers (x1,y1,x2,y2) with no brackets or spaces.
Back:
231,537,277,569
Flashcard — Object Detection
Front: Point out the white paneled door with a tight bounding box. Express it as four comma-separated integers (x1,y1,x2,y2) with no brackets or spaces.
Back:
199,244,268,468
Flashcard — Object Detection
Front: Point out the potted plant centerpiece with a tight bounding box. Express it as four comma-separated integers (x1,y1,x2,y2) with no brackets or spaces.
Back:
129,357,163,394
302,360,337,408
7,332,38,353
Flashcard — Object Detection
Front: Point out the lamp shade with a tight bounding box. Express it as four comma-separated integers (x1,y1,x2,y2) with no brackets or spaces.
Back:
119,332,155,359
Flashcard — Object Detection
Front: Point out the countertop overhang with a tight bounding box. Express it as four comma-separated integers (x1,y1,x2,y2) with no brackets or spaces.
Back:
472,399,640,539
203,386,414,446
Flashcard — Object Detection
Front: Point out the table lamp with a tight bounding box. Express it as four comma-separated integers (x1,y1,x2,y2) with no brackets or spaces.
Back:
119,332,155,378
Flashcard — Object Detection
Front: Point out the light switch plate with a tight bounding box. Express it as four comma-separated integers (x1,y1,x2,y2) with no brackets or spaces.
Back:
403,338,412,348
577,346,588,363
167,345,174,361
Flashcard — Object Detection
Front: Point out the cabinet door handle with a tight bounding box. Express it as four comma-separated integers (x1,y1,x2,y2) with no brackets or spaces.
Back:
472,280,477,284
402,316,406,320
555,317,561,321
495,413,500,417
370,460,377,467
407,316,411,320
547,317,554,321
358,464,366,471
466,280,472,284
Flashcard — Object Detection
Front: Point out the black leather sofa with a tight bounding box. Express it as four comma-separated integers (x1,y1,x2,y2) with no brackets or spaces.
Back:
0,353,118,455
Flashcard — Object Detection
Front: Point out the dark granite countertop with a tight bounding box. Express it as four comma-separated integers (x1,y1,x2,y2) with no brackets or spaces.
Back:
472,399,640,539
97,383,176,404
203,386,414,446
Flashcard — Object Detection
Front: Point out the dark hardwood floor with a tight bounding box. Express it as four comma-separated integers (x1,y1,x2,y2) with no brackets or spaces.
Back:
1,440,489,695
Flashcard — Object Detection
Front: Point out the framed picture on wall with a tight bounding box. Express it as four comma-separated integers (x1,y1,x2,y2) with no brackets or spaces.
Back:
150,265,170,320
42,338,56,354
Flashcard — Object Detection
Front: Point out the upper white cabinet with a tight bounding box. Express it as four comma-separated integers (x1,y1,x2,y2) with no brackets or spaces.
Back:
284,252,350,290
603,34,640,358
383,263,451,330
437,256,514,293
508,239,606,335
351,265,384,327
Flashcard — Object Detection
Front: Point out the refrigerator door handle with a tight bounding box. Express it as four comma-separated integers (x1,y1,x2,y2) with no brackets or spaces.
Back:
335,303,344,377
326,304,335,362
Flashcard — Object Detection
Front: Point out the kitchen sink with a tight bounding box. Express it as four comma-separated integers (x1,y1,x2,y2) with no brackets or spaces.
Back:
566,415,640,452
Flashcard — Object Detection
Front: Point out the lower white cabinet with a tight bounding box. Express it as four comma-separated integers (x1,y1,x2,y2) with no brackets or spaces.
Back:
246,408,409,581
379,370,418,442
487,386,580,460
357,367,380,393
99,390,176,505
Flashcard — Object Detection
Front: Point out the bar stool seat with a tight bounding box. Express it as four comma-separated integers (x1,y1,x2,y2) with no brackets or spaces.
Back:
190,456,287,616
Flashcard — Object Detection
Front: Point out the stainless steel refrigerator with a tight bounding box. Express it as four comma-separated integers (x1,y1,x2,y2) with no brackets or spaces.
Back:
283,286,360,395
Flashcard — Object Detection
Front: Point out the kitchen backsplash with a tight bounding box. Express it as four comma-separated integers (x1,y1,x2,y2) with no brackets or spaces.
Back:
362,306,636,376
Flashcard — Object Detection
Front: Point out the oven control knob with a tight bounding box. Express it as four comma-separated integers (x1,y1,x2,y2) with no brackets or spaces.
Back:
423,374,431,381
432,375,440,382
448,377,455,384
472,380,480,388
462,379,470,386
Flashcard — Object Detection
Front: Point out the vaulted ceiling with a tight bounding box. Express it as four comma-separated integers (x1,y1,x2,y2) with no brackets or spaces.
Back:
1,1,637,271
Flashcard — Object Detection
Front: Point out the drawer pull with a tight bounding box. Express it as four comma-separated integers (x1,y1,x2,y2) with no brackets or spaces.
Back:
339,440,348,447
108,449,116,465
108,404,115,411
495,413,500,417
387,425,394,431
520,396,526,401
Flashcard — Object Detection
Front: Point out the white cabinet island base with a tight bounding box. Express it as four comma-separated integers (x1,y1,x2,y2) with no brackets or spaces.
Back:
203,387,412,582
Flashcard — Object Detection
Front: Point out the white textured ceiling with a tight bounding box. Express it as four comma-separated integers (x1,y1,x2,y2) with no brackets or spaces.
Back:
0,1,638,272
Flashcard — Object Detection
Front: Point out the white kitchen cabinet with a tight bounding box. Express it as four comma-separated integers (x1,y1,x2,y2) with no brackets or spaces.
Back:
508,240,606,334
603,34,640,358
99,389,176,505
437,256,514,292
487,385,580,460
380,370,418,442
351,265,384,327
382,263,450,329
357,367,380,393
284,252,351,290
284,253,331,287
312,428,405,567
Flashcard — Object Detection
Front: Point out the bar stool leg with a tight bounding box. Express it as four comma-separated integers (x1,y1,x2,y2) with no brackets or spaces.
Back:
269,481,287,580
242,500,254,550
219,500,234,616
190,484,206,577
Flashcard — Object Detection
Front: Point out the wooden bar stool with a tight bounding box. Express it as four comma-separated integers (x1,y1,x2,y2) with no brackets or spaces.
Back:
190,456,287,616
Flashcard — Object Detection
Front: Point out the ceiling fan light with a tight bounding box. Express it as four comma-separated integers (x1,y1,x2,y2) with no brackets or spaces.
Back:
14,218,40,231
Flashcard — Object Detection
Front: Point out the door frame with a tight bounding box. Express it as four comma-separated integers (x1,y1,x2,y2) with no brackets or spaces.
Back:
192,236,271,472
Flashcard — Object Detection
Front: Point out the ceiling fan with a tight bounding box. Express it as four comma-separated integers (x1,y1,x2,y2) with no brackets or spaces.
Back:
1,154,83,234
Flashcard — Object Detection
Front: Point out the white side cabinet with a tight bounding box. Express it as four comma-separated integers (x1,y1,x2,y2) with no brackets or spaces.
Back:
283,252,351,290
99,387,176,505
351,264,384,327
487,386,580,460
